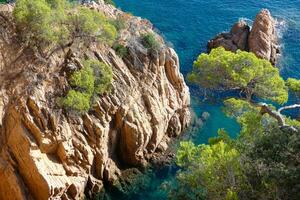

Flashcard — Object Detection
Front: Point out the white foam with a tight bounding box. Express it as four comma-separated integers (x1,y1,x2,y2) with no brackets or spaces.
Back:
238,17,253,29
274,18,288,39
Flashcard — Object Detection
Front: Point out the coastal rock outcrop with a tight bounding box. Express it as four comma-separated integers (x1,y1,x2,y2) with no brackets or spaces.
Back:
208,9,279,65
248,9,279,65
208,20,250,52
0,1,191,199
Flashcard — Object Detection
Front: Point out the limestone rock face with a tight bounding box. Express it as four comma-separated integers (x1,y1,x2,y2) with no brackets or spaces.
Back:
0,1,191,199
248,9,279,65
208,9,279,65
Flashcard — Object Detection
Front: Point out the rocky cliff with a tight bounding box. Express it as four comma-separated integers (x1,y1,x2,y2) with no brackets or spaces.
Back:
208,9,279,65
0,1,191,199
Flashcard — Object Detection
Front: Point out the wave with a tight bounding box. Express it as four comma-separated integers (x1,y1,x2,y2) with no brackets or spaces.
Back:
274,18,288,39
237,16,288,40
238,17,253,28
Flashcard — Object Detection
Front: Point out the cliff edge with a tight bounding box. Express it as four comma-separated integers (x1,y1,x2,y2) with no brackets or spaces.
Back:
0,1,191,199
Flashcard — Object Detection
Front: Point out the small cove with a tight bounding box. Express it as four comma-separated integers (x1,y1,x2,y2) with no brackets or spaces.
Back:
110,0,300,199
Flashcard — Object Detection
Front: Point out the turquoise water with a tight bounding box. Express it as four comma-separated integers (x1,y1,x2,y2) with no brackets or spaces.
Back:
112,0,300,199
114,0,300,142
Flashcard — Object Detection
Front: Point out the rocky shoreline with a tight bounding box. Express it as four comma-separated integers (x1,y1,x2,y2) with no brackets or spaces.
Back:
0,1,191,199
208,9,280,65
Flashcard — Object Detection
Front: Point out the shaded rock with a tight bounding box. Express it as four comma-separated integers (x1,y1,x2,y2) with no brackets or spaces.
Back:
85,175,104,198
207,9,279,65
111,168,151,197
167,113,182,137
208,20,250,52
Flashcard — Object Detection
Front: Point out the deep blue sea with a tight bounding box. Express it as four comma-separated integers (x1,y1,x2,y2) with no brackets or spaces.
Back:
112,0,300,199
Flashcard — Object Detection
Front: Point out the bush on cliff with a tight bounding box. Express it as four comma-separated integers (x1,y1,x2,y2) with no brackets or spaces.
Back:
13,0,117,55
62,59,113,113
110,15,127,31
68,7,117,45
13,0,59,51
61,90,91,113
113,43,128,58
69,64,95,94
141,33,161,51
83,59,113,95
104,0,115,6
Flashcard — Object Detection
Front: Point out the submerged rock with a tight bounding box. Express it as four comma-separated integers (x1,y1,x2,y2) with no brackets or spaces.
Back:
208,9,279,65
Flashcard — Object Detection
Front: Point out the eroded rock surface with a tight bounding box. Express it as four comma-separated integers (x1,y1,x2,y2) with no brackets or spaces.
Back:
208,20,250,52
248,9,279,65
208,9,279,65
0,1,191,199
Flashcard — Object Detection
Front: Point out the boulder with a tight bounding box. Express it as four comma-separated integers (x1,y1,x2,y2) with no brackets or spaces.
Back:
208,20,250,52
208,9,279,65
249,9,279,65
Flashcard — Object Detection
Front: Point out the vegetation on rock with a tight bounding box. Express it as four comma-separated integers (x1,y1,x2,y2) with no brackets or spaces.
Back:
286,78,300,92
61,90,91,113
188,47,288,104
68,7,116,45
13,0,62,51
110,15,127,31
113,43,128,58
104,0,115,6
168,47,300,200
141,33,161,51
12,0,117,114
13,0,117,55
62,59,113,113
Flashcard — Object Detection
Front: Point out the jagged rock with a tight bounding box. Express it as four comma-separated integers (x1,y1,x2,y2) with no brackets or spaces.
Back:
167,113,182,137
249,9,279,65
85,175,104,198
208,9,279,65
0,1,191,199
208,20,250,52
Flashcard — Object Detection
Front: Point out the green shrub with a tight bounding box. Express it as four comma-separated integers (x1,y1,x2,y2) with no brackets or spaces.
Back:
104,0,115,6
141,33,160,51
13,0,60,48
113,43,128,58
286,78,300,92
13,0,117,53
69,65,95,94
68,7,117,45
110,16,126,31
173,140,246,200
61,59,113,113
83,59,113,94
188,47,288,104
61,90,91,113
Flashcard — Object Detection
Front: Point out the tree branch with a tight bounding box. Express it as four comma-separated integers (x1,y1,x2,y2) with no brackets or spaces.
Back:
259,103,299,132
278,104,300,113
